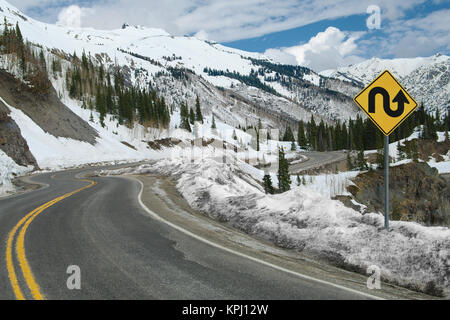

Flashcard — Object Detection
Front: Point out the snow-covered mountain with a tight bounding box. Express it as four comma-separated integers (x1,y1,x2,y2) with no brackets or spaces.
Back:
0,0,361,125
321,54,450,115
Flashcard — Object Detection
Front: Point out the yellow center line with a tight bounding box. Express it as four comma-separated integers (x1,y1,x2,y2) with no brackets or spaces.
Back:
6,179,97,300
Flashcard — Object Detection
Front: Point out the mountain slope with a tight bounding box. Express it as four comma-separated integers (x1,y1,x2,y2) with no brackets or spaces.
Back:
0,69,98,144
0,0,362,123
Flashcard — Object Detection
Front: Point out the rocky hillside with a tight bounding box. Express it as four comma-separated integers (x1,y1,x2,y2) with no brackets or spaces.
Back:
348,162,449,227
0,99,36,167
0,70,98,144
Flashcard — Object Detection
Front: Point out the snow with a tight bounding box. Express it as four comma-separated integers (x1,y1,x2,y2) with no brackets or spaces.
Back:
0,0,267,92
1,0,448,295
428,159,450,174
365,130,420,160
102,154,450,297
0,149,32,196
0,96,175,170
321,54,450,85
294,171,360,198
321,54,450,115
0,0,365,123
303,73,321,86
437,131,448,143
364,129,450,174
1,72,287,174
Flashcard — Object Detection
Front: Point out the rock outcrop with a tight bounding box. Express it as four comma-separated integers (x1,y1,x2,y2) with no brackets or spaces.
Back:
348,162,449,226
0,100,37,168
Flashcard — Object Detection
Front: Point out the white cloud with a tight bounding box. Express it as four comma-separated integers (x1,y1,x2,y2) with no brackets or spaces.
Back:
265,27,365,72
359,9,450,58
264,48,298,65
8,0,428,42
56,5,83,28
194,29,209,41
7,0,449,60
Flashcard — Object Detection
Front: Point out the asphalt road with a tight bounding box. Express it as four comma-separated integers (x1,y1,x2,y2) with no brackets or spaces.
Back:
0,166,380,300
289,151,347,174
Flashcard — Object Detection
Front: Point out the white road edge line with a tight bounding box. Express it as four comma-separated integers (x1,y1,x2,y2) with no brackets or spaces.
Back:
133,177,384,300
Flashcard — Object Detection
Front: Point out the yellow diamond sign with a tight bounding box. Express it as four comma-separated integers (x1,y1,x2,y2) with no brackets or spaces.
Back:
354,70,418,136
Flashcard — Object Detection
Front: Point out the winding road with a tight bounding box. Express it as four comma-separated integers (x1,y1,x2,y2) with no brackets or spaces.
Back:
289,151,348,174
0,165,427,300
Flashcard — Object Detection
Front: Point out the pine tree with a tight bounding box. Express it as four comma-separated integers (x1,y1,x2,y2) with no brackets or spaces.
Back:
302,176,306,185
307,115,317,148
411,141,419,162
277,147,291,193
2,18,8,41
232,130,238,140
283,126,295,142
435,109,441,130
195,96,203,123
95,86,106,128
263,174,274,194
397,141,405,160
297,120,307,149
189,107,195,125
256,129,260,152
296,174,301,186
357,146,367,171
422,116,438,141
14,22,25,74
211,115,217,129
376,148,384,169
291,140,296,151
179,102,191,132
403,139,412,158
346,152,354,171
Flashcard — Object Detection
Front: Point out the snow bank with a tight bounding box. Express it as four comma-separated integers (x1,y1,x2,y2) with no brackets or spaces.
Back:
105,155,450,297
0,149,32,196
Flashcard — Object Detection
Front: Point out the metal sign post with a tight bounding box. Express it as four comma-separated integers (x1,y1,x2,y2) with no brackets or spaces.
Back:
384,135,389,231
354,70,418,233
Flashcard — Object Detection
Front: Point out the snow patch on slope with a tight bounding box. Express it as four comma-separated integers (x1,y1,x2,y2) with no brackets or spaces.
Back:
0,149,32,196
0,95,171,170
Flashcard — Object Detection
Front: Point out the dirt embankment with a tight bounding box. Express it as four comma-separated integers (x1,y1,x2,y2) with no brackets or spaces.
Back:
416,138,450,162
0,69,98,144
347,162,449,227
0,100,37,167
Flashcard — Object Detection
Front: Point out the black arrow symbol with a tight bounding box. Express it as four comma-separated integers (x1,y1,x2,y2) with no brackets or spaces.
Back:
368,87,389,114
390,90,409,117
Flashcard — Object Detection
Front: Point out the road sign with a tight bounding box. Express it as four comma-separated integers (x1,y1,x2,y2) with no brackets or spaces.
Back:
354,70,418,136
353,70,418,232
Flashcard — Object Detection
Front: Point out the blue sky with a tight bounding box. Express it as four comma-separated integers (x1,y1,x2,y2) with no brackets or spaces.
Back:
226,1,449,53
224,14,369,53
7,0,450,71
